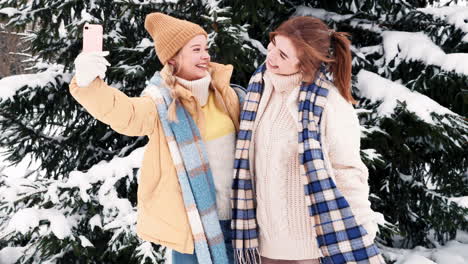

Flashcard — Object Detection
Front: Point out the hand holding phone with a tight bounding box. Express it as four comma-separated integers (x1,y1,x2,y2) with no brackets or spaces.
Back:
82,23,103,53
75,23,109,87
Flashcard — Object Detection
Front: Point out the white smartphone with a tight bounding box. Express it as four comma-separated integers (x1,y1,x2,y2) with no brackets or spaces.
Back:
82,24,103,53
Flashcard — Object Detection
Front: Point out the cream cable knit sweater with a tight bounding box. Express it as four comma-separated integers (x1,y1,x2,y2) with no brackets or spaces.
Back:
251,71,378,260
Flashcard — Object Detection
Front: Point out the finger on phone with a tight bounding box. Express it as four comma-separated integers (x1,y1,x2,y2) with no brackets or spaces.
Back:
93,56,109,65
96,64,107,74
97,57,110,66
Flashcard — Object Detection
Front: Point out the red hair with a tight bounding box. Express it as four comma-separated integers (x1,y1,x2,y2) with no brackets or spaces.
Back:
270,16,355,103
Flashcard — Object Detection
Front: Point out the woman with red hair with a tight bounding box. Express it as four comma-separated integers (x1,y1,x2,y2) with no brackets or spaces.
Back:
231,16,385,264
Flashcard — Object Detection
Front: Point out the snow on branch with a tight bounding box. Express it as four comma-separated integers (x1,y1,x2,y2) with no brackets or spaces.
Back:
356,70,456,125
111,0,178,5
418,6,468,41
0,63,72,101
0,7,20,17
382,31,468,76
294,6,353,22
448,196,468,209
241,31,267,55
5,208,74,239
293,6,383,34
0,146,145,249
62,145,144,209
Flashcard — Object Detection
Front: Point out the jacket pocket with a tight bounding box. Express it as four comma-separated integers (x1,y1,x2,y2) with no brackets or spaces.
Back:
151,183,187,227
137,185,190,251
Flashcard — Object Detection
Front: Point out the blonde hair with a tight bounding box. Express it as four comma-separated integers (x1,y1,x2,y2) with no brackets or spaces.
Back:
164,63,180,122
161,55,241,132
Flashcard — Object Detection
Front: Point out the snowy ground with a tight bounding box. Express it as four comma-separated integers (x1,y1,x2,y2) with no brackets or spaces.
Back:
380,231,468,264
1,232,468,264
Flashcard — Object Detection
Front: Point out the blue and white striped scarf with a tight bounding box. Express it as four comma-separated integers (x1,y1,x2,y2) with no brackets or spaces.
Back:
145,73,228,264
231,64,385,264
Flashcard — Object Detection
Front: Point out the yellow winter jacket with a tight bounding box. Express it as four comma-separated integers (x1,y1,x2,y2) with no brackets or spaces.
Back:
69,62,240,254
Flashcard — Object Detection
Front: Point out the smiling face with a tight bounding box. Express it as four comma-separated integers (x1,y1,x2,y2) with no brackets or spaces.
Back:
266,35,300,75
169,34,210,80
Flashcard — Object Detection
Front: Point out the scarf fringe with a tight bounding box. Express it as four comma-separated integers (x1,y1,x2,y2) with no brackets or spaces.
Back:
232,65,385,264
234,248,261,264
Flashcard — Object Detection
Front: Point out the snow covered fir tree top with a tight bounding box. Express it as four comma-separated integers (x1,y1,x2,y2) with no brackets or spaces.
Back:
0,0,467,263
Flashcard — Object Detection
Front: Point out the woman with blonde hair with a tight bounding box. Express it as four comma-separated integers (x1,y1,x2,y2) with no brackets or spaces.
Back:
70,12,243,264
231,16,385,264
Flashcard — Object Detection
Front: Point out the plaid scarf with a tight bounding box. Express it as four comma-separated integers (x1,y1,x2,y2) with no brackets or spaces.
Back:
144,73,228,264
231,64,385,264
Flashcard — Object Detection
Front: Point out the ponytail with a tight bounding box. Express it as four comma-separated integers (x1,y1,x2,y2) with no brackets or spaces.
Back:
271,17,356,104
329,31,356,104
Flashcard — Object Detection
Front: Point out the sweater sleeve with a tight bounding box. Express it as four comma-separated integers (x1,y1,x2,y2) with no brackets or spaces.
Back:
322,89,379,241
69,76,158,137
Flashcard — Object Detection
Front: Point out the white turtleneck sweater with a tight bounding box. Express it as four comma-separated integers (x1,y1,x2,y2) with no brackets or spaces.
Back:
176,74,236,220
251,71,378,260
176,74,211,106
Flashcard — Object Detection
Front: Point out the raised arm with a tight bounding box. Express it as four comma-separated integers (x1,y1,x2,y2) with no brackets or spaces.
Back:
69,52,158,137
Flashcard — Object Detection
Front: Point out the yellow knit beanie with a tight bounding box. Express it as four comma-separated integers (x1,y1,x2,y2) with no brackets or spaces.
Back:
144,12,208,65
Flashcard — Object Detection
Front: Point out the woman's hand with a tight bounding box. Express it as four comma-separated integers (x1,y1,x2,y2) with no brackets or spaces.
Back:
74,51,110,87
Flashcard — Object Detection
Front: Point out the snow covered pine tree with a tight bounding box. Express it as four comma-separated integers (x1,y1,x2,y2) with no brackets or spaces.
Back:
0,0,467,264
0,0,255,263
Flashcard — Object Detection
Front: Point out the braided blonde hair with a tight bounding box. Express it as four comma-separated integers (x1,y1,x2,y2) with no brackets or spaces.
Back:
164,63,180,122
162,55,239,132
